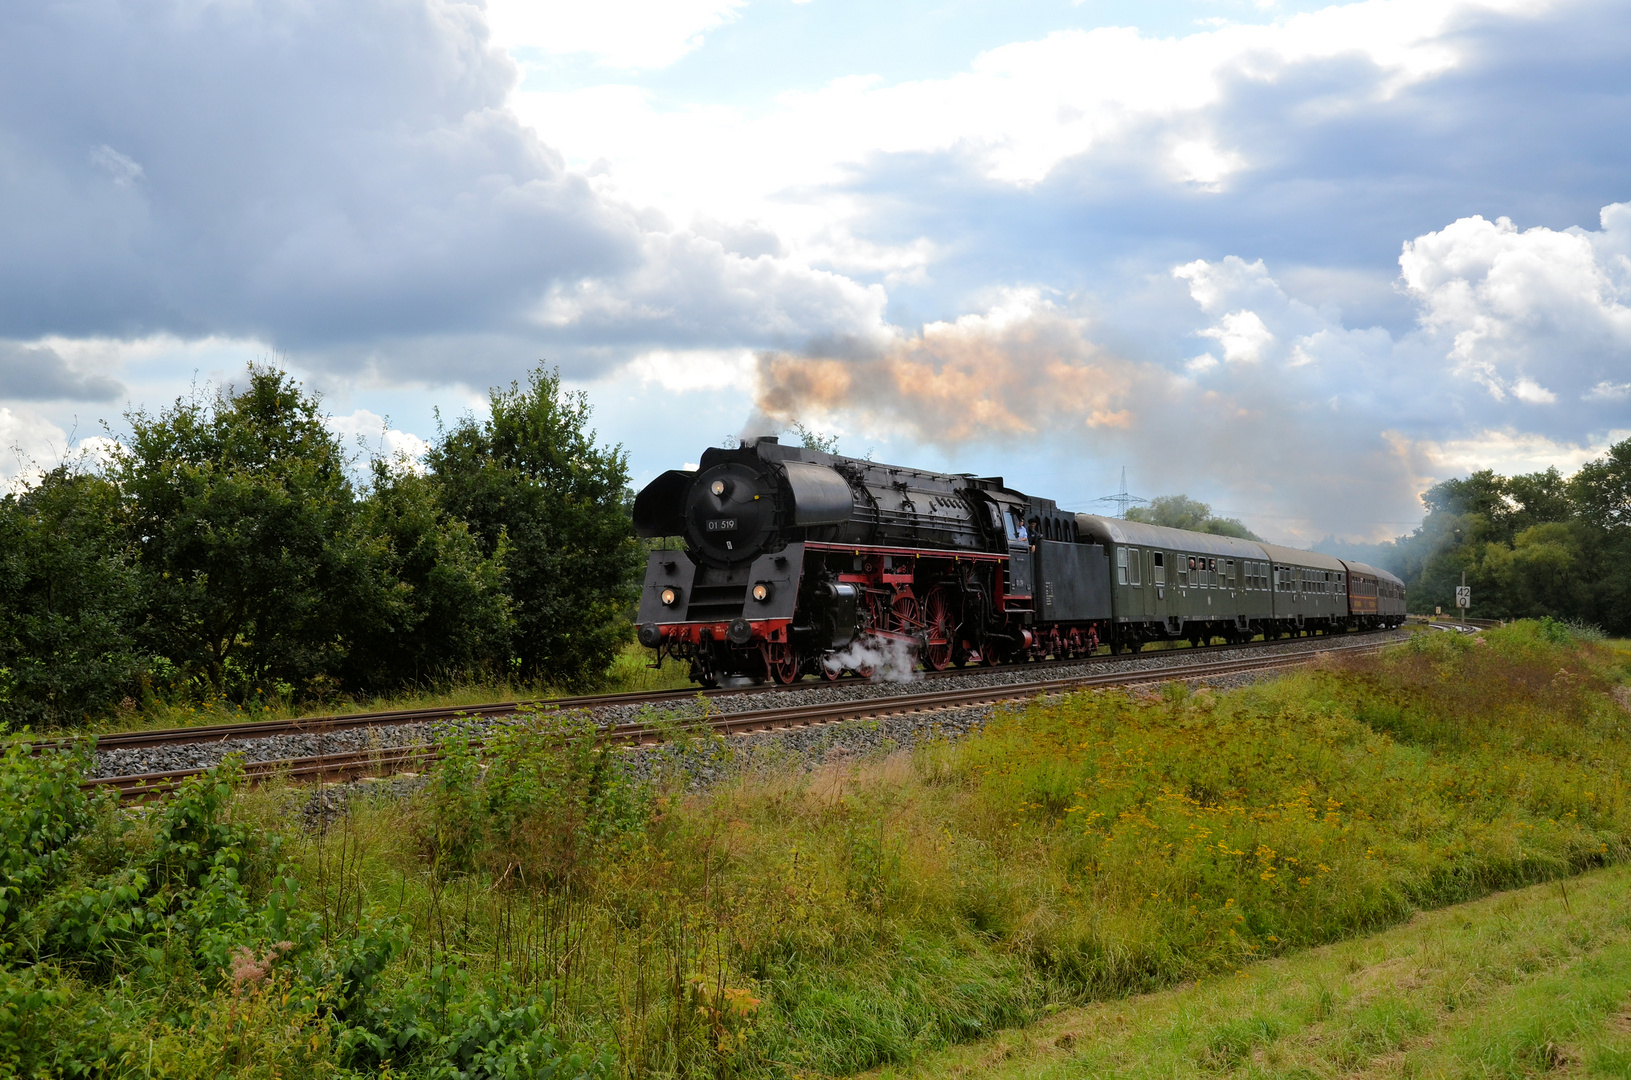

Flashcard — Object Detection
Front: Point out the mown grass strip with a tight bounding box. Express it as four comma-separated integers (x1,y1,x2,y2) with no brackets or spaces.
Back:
870,861,1631,1079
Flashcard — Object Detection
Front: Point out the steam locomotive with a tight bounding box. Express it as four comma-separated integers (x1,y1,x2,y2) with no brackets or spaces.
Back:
631,437,1405,686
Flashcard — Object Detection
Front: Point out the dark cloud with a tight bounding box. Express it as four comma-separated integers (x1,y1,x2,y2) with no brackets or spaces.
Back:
0,342,124,401
0,0,642,367
0,0,854,380
0,0,892,388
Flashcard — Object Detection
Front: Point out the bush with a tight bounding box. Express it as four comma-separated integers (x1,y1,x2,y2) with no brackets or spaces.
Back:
430,366,642,690
0,468,144,728
423,709,651,887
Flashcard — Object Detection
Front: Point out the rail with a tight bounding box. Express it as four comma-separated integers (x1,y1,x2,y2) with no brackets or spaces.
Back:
90,635,1392,800
51,629,1399,755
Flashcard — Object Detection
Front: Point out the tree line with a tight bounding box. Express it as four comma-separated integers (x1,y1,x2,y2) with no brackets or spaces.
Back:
1371,438,1631,632
0,365,642,728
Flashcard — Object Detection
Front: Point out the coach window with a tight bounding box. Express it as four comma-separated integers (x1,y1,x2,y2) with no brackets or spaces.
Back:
1129,548,1141,585
1154,551,1165,584
1117,547,1128,585
1178,557,1189,587
1227,559,1236,587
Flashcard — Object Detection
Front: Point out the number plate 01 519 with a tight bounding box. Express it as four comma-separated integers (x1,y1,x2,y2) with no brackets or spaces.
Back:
707,518,738,532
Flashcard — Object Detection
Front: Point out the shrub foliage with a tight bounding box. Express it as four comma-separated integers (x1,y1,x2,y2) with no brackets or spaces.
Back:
0,363,638,727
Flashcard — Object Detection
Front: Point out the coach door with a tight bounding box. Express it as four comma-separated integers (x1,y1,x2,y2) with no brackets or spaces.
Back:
1149,550,1168,622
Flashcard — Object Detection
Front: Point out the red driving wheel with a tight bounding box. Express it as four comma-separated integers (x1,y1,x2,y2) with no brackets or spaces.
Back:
921,587,953,671
761,641,800,685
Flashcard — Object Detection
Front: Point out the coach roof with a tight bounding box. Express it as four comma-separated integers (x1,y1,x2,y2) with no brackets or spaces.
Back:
1255,542,1348,574
1073,514,1267,561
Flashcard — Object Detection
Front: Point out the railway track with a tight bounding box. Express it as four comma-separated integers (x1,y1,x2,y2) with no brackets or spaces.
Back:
88,634,1391,800
55,629,1394,755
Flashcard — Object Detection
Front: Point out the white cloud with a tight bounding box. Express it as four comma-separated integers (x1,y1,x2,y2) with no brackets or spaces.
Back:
532,230,890,345
510,0,1554,260
1510,378,1557,404
1399,204,1631,403
1406,427,1631,479
326,409,431,470
1199,310,1274,363
1171,139,1246,186
0,407,71,489
625,349,757,393
89,144,143,186
486,0,744,69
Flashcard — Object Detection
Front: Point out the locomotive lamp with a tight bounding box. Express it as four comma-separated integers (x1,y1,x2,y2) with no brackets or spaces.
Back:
660,587,680,606
751,582,772,602
710,479,730,497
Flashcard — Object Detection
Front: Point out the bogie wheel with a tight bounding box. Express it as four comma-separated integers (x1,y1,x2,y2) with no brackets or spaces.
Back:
820,652,843,681
921,588,954,671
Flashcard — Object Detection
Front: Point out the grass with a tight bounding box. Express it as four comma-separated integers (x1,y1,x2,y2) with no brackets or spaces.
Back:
6,619,1631,1077
81,640,696,735
867,861,1631,1079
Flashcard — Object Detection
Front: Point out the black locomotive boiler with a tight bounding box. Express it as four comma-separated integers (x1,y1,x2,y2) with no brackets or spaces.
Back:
631,436,1404,686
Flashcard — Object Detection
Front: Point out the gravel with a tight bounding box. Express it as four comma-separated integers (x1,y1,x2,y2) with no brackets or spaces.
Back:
92,630,1407,781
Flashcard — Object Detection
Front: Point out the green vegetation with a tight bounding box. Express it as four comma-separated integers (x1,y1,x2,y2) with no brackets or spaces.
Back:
1346,437,1631,632
1126,494,1261,540
430,368,642,688
90,642,694,736
0,364,641,729
869,860,1631,1079
3,620,1630,1076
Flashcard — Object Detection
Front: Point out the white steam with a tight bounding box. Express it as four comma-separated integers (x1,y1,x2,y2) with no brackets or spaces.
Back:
823,635,922,683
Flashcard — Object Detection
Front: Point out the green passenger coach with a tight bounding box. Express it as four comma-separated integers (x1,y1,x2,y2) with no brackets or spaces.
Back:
1074,515,1272,650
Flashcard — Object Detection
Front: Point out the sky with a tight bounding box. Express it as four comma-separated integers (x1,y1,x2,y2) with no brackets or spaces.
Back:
1,0,1629,543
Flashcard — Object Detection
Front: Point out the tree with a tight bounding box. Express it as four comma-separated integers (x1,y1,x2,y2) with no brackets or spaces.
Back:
341,463,513,690
0,469,143,727
113,368,362,698
1126,494,1261,540
1571,439,1631,531
1380,438,1631,632
788,421,839,454
429,366,641,688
